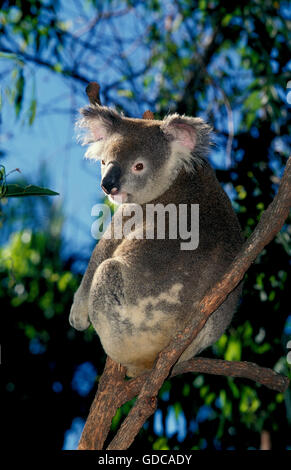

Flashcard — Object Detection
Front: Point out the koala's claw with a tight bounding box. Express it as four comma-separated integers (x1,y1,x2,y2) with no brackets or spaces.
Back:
69,300,90,331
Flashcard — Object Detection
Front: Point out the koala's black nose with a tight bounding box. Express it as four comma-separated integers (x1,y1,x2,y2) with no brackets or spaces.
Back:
101,161,121,195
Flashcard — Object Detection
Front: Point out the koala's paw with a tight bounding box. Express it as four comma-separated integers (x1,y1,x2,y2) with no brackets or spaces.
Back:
69,297,90,331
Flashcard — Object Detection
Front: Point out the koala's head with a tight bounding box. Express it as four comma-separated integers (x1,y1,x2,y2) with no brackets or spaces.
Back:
78,104,211,205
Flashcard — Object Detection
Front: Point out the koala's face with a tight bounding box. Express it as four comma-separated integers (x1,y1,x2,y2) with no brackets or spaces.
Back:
99,123,174,205
79,105,211,204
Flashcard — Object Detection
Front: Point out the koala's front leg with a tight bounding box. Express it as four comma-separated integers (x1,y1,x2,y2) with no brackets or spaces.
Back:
69,283,91,331
69,234,120,331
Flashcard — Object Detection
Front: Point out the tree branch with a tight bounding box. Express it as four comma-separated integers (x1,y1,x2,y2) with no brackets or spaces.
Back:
78,356,289,450
78,357,127,451
171,358,289,392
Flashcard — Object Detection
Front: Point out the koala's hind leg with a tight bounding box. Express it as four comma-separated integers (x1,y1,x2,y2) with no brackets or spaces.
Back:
89,258,125,313
88,258,156,375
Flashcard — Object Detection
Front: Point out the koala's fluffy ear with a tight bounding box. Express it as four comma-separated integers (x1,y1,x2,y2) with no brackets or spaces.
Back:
161,114,212,169
77,104,122,144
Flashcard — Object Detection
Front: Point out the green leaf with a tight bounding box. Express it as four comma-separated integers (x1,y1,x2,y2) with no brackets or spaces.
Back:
268,290,276,301
15,69,25,117
239,386,260,414
225,337,242,361
0,51,24,67
57,272,73,292
182,383,190,397
5,184,59,197
242,321,253,341
173,402,182,419
222,14,232,27
0,51,18,61
28,99,37,125
227,378,240,398
111,408,122,431
205,392,216,405
252,342,271,354
245,91,262,112
199,0,207,10
219,389,232,419
153,437,169,450
53,63,63,73
215,333,228,354
200,384,210,398
245,111,256,128
0,165,6,197
117,89,134,98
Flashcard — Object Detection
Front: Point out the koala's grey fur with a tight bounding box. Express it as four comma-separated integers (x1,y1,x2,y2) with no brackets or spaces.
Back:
69,104,243,377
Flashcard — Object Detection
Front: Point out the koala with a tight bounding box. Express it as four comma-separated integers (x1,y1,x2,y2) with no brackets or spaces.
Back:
69,102,243,377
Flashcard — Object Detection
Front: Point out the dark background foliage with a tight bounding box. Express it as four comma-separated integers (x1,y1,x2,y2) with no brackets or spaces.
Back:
0,0,290,450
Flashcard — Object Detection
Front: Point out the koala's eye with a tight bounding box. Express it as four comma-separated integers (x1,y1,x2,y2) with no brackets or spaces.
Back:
101,160,105,165
133,162,144,172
